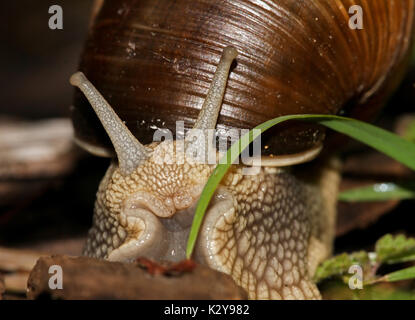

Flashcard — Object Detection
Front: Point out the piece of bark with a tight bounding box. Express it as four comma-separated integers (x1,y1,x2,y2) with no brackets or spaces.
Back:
27,255,248,300
0,245,79,295
0,247,47,295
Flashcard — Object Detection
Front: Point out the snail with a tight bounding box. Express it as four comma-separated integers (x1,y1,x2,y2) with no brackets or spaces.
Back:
70,0,415,299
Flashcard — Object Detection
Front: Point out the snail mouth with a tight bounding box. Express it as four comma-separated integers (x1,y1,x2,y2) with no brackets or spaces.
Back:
107,188,235,263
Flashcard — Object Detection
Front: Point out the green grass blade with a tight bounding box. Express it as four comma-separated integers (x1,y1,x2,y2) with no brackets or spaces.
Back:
186,114,415,258
384,266,415,282
338,182,415,202
310,117,415,170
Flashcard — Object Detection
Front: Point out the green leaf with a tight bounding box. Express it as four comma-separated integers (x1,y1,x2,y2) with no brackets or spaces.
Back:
313,251,369,283
186,114,415,258
384,266,415,282
338,182,415,202
311,116,415,170
375,234,415,264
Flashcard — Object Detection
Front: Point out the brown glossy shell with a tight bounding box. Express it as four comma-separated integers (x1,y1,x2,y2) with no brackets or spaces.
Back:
72,0,415,156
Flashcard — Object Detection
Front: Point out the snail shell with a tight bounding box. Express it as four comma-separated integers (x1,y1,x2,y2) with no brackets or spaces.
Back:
72,0,415,158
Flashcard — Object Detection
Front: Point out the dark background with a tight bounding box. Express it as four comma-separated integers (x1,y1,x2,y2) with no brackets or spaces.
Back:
1,0,94,119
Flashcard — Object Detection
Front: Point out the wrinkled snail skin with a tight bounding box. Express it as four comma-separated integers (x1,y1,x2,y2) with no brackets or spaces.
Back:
70,0,415,300
83,144,340,300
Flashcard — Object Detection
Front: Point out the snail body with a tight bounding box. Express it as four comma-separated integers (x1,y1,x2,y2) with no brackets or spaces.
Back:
70,0,415,299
